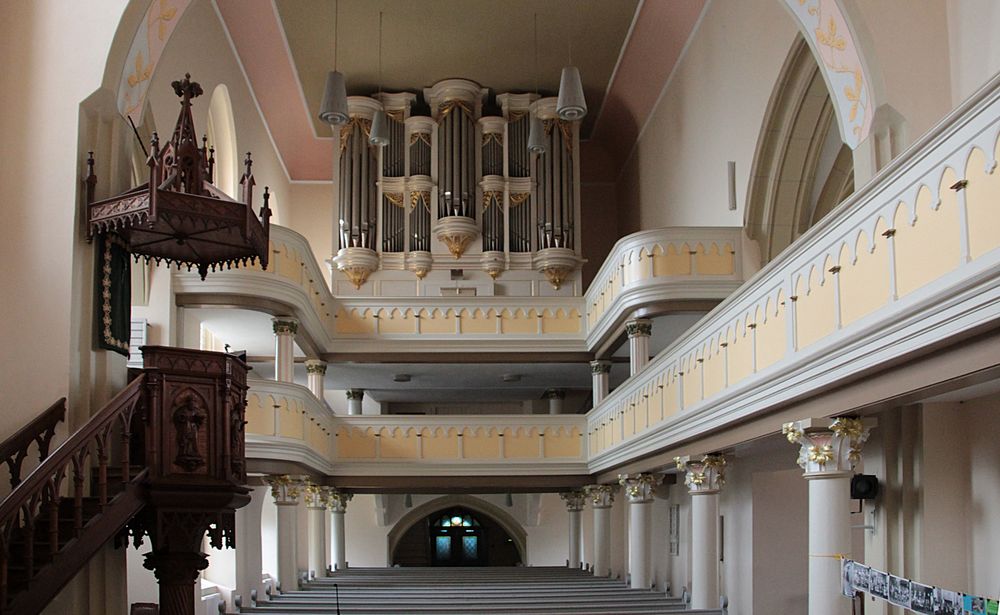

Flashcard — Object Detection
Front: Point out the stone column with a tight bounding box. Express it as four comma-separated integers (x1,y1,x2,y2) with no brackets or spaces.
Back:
272,318,298,383
304,484,328,580
305,360,327,402
265,475,301,592
235,485,268,607
546,389,566,415
328,490,354,570
675,454,727,609
590,360,611,406
559,491,586,568
346,389,364,415
625,319,652,376
619,473,661,589
783,417,872,615
583,484,616,577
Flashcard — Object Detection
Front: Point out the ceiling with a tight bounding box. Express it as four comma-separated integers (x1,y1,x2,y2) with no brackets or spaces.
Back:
214,0,708,180
274,0,639,138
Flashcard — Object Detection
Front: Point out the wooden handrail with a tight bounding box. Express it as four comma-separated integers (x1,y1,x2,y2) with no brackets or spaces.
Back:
0,398,66,489
0,376,148,612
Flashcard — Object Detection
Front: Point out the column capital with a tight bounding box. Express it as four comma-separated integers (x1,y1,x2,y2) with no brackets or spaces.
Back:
327,489,353,513
346,389,365,401
272,317,299,336
675,454,727,494
782,417,874,477
305,359,327,375
618,473,661,503
583,484,617,509
559,491,586,512
590,360,612,374
303,483,327,509
625,319,652,338
264,474,302,505
544,388,566,400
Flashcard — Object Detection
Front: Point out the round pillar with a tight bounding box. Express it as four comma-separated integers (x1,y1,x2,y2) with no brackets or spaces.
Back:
328,490,353,570
305,360,327,402
265,475,301,592
590,360,611,406
583,484,616,577
305,485,328,579
546,389,566,415
676,454,727,609
619,473,660,589
560,492,586,568
625,319,652,376
783,417,873,615
346,389,364,415
272,318,298,383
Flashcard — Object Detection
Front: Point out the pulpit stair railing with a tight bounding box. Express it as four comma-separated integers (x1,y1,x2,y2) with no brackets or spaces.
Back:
0,377,147,615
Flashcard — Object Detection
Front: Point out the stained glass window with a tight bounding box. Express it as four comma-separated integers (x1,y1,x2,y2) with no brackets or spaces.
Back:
436,536,451,559
462,536,478,559
433,510,479,528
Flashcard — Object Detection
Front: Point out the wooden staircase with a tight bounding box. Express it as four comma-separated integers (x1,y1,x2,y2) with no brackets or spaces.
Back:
0,379,147,615
0,345,253,615
245,567,725,614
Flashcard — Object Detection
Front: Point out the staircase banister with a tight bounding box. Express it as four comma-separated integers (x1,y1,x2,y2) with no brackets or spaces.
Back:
0,375,146,524
0,397,66,486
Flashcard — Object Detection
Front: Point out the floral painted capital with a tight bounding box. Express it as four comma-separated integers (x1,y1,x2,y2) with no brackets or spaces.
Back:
783,417,872,476
583,484,617,509
265,474,302,505
618,473,661,503
590,360,612,375
272,318,299,336
305,360,327,375
327,489,353,513
625,319,653,338
675,454,726,494
560,491,587,512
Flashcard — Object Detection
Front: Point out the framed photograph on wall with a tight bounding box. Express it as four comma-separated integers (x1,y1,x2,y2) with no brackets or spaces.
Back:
910,582,934,614
850,564,871,592
869,569,888,599
841,560,856,597
889,575,912,608
932,588,962,615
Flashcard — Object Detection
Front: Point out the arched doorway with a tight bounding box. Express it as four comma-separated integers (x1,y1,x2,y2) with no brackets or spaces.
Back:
390,499,524,567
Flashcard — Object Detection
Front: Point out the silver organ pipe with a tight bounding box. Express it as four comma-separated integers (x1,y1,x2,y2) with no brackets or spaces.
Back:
532,102,576,251
333,85,580,286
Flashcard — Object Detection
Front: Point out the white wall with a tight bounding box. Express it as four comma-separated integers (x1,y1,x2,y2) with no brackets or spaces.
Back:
616,0,798,233
946,0,1000,105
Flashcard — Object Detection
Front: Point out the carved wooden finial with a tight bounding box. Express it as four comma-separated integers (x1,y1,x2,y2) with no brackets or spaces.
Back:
171,73,203,104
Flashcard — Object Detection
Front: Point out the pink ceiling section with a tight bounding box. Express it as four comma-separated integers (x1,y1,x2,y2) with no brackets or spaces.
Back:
216,0,332,181
590,0,707,174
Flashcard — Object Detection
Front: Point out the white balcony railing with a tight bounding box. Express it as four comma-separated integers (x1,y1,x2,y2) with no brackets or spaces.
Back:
243,378,587,476
585,73,1000,471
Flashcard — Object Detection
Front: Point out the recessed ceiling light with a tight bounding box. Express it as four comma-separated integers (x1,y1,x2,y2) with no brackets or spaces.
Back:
502,374,521,383
393,374,411,382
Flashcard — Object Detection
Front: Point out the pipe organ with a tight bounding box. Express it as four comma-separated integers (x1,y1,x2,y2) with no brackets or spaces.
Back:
330,78,582,293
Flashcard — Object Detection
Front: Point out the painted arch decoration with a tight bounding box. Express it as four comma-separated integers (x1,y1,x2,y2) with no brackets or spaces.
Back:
783,0,874,149
117,0,193,121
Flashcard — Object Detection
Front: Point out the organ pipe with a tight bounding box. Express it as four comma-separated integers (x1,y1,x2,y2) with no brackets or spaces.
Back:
334,86,578,281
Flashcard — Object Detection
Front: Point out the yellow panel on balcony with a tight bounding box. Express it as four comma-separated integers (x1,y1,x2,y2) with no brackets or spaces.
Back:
463,428,500,459
694,242,735,275
839,223,890,327
503,428,540,458
893,186,960,298
379,427,419,458
544,427,582,458
653,244,690,276
336,427,377,458
966,144,1000,260
423,428,460,459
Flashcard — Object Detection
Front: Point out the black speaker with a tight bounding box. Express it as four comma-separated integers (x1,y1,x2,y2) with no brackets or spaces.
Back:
851,474,880,500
